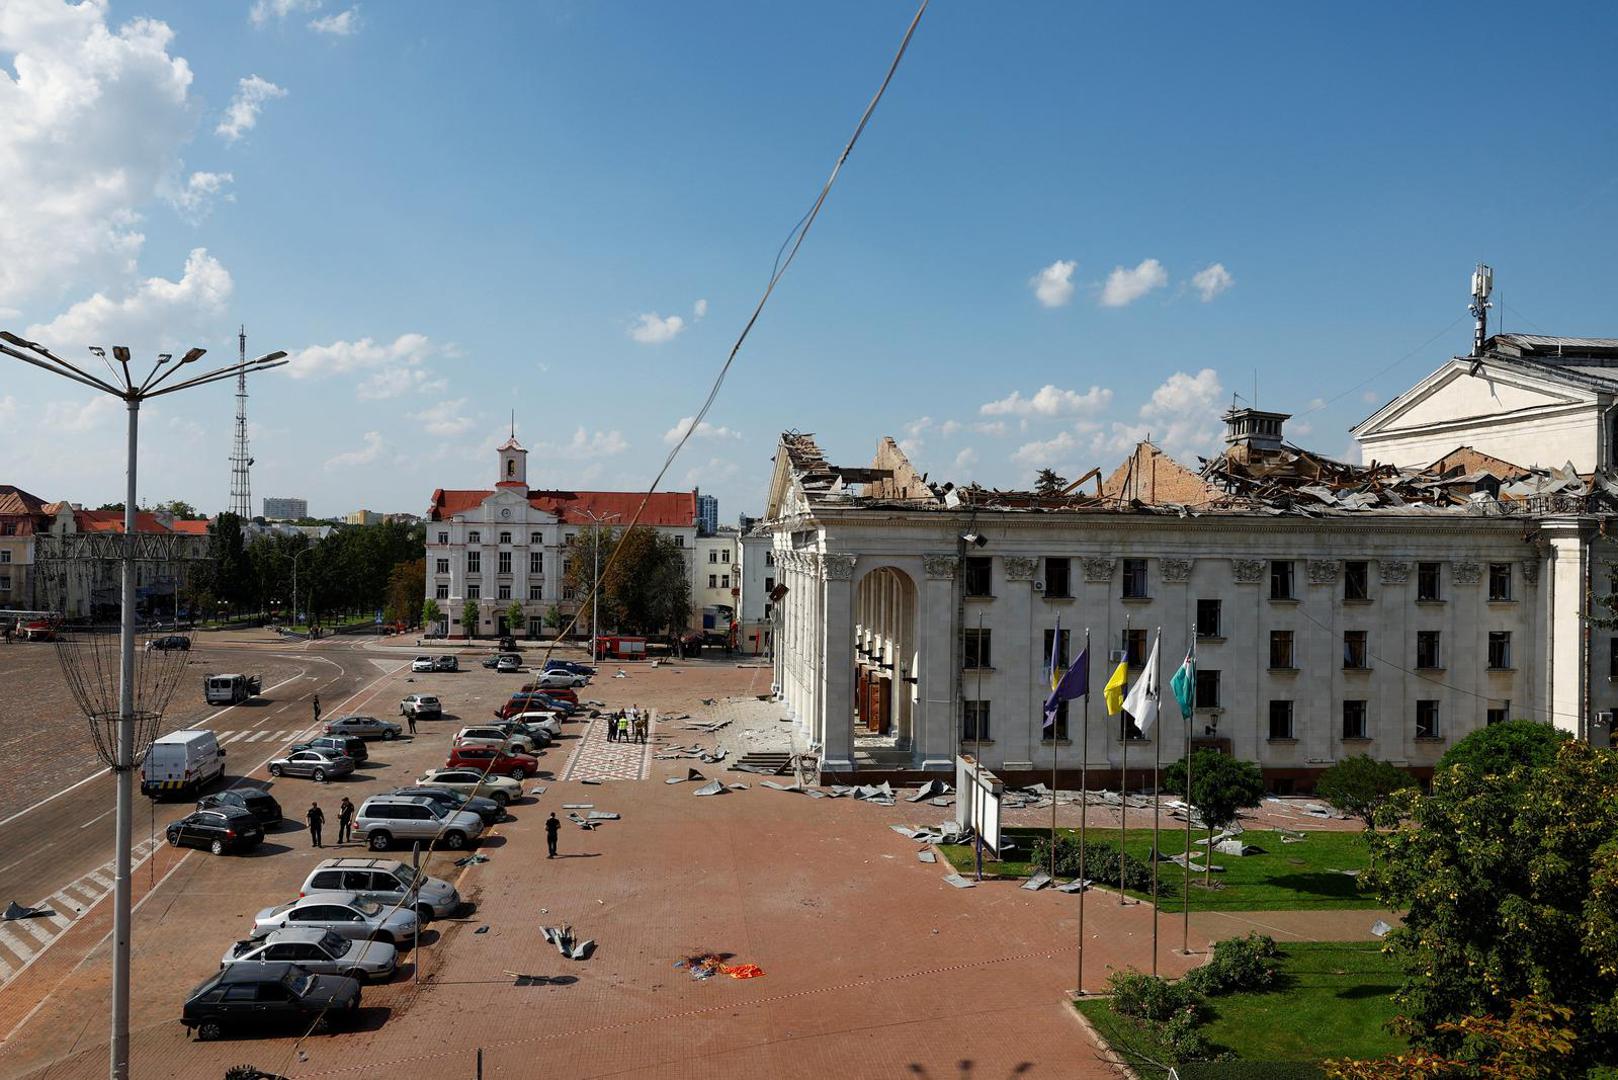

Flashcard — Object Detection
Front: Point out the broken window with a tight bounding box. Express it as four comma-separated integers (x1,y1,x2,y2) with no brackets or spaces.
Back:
1342,700,1368,740
1195,669,1220,709
1122,558,1149,599
1344,561,1369,601
964,556,992,597
1270,560,1295,600
1488,631,1512,670
1343,631,1368,669
1486,703,1509,725
1417,561,1441,601
1417,631,1442,669
964,628,992,669
1268,700,1294,740
1489,563,1512,601
1416,700,1440,739
1044,557,1071,598
1196,599,1221,638
1269,630,1295,669
962,700,991,741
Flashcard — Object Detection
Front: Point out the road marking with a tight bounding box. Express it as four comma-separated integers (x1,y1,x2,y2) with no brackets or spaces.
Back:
49,892,85,919
76,808,113,830
85,870,113,891
0,925,39,958
0,953,13,981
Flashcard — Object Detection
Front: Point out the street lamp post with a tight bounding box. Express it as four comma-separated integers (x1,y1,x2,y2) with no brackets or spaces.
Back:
579,510,620,660
0,331,285,1080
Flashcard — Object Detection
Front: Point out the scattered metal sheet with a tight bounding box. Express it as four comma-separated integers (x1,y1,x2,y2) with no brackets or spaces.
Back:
906,779,948,802
726,782,749,791
760,780,802,793
1022,871,1052,891
687,768,706,782
917,851,937,863
891,825,919,839
567,813,597,830
665,776,686,785
562,804,594,810
529,786,547,797
804,789,828,799
1370,920,1393,938
587,811,619,821
942,874,976,889
454,853,489,866
693,780,726,797
1055,878,1093,893
541,925,595,960
3,901,48,921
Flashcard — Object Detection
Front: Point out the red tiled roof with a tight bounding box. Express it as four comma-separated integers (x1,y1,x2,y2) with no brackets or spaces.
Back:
0,485,51,517
74,510,211,535
429,489,696,528
168,519,211,535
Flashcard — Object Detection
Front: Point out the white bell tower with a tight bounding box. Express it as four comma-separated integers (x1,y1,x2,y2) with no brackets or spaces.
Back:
496,417,528,489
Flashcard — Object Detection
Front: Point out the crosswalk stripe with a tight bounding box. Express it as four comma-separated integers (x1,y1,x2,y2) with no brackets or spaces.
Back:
42,897,74,931
248,731,269,742
0,925,36,961
268,730,288,743
222,731,247,744
0,950,14,981
62,883,98,908
86,870,113,891
10,917,51,946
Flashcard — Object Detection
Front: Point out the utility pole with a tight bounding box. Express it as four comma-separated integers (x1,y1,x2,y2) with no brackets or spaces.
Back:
580,510,620,659
229,326,254,520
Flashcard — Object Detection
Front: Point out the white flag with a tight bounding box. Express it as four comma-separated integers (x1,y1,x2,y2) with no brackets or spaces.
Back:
1122,631,1161,737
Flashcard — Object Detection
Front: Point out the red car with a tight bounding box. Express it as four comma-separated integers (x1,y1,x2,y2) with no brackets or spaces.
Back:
497,692,575,720
445,745,539,780
516,684,578,705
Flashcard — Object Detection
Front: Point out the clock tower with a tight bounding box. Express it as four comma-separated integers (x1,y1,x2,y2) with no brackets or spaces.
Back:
496,435,528,490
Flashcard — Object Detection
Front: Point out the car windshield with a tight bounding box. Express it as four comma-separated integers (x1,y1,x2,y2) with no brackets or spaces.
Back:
284,970,316,995
389,866,421,888
318,930,347,955
353,900,382,917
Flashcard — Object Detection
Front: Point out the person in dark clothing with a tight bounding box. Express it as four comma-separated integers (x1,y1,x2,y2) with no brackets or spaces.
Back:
312,694,322,726
545,812,560,858
336,797,355,844
405,710,417,735
605,713,616,743
307,802,326,848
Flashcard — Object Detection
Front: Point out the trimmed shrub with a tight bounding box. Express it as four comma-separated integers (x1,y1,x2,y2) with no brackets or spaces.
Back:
1182,933,1281,997
1179,1064,1325,1080
1031,835,1153,891
1107,970,1203,1022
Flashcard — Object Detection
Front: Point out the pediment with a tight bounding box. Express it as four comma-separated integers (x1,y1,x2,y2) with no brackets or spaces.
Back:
1355,359,1595,438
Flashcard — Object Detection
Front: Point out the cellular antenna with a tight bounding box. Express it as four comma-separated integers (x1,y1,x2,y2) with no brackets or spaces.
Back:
1469,263,1493,356
229,325,254,518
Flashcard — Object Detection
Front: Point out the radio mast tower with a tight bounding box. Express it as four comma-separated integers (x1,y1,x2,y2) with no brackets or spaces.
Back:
229,325,254,519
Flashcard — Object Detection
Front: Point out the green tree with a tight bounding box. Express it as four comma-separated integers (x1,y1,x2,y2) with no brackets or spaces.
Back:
461,599,480,639
1163,750,1265,888
1438,718,1569,777
1034,468,1067,496
1363,741,1618,1065
384,558,425,624
204,513,253,613
543,604,565,632
562,526,690,637
421,597,442,630
505,600,524,637
1316,754,1417,829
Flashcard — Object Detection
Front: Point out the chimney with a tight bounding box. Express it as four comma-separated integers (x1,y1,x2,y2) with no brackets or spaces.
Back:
1223,407,1290,452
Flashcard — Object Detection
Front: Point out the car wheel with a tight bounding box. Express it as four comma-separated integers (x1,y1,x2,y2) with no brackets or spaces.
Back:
368,830,392,851
269,764,283,777
509,767,525,781
491,792,509,807
415,902,435,923
443,831,467,850
209,839,225,856
167,832,180,847
344,967,370,983
311,1013,331,1035
382,729,396,741
196,1020,222,1041
313,768,327,782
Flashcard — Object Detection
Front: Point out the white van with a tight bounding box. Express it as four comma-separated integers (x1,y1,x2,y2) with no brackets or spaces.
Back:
204,673,262,706
141,730,226,798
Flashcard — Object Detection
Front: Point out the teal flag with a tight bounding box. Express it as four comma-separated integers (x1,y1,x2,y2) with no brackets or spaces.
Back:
1169,642,1196,720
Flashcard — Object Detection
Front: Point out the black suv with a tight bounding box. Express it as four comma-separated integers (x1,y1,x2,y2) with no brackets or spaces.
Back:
166,805,264,855
145,634,191,652
182,962,360,1041
292,734,367,762
198,788,282,825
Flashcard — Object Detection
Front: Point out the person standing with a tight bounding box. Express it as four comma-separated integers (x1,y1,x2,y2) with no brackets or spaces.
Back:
605,712,616,743
306,802,325,848
545,812,560,859
617,712,630,744
405,709,417,736
336,797,355,845
312,694,322,727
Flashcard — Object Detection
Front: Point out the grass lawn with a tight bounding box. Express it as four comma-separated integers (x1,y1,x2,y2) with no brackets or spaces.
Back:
1077,942,1403,1077
938,827,1376,911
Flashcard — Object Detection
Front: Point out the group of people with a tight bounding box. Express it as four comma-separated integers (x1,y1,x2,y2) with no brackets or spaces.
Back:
305,796,355,848
605,704,649,745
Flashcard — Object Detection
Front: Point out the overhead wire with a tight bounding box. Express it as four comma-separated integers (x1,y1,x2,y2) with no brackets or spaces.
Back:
1292,313,1469,420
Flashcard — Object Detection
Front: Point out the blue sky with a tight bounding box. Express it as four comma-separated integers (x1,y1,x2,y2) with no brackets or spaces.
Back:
4,0,1618,518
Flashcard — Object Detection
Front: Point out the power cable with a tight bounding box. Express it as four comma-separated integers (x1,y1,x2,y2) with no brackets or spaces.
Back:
1292,313,1469,420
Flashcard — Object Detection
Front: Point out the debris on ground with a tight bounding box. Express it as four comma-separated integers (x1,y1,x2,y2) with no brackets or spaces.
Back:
760,780,802,793
917,851,937,864
726,782,748,791
580,778,603,786
562,803,593,810
454,853,490,866
942,874,976,889
732,752,793,775
587,811,619,821
684,719,731,734
1055,878,1092,893
529,786,547,797
692,779,726,797
1370,920,1393,938
1022,871,1052,891
613,670,628,678
567,813,597,830
474,925,489,934
906,779,950,803
674,952,766,981
541,925,595,960
2,902,49,921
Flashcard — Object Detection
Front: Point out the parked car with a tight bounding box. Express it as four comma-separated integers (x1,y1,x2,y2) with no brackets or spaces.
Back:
292,734,368,763
396,785,502,825
252,892,418,945
353,794,484,851
204,673,262,705
515,684,579,706
497,692,575,719
495,654,524,673
416,768,523,807
267,749,354,782
222,928,396,983
480,654,502,669
324,715,401,741
528,669,585,690
399,694,442,719
141,730,226,798
165,805,263,855
454,725,538,754
498,635,519,651
411,655,436,672
182,963,360,1041
507,711,563,739
197,788,282,825
495,719,553,749
434,655,459,672
299,857,462,921
445,745,539,780
145,634,191,652
543,658,595,677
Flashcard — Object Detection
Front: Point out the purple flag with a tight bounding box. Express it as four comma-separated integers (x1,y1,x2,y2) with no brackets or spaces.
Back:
1044,645,1089,729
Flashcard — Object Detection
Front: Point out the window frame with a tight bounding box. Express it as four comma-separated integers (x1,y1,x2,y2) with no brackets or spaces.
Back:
1344,560,1370,601
1417,561,1442,601
1416,699,1441,739
1487,630,1512,670
963,627,992,669
1121,557,1149,599
964,556,993,598
1416,630,1442,670
962,699,991,741
1044,557,1071,598
1343,630,1368,670
1342,699,1368,740
1268,629,1295,670
1268,699,1295,740
1196,598,1222,639
1270,560,1295,600
1488,562,1512,602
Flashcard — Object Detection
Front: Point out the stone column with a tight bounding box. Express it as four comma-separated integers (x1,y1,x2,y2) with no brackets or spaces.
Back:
819,554,857,771
1544,521,1590,738
918,554,958,771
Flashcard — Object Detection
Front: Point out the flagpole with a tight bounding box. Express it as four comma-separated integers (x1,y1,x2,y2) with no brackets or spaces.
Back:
1183,624,1194,956
1151,626,1162,976
1077,629,1090,996
1119,692,1128,905
1049,622,1060,878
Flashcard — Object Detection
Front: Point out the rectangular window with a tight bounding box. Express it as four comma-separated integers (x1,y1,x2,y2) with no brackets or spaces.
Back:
1488,631,1512,670
468,531,480,544
498,584,511,600
964,627,992,669
1268,700,1295,740
1343,631,1368,669
1122,558,1149,599
1611,638,1618,680
499,531,511,545
1270,560,1295,600
721,575,730,589
722,550,730,563
675,536,684,547
709,550,718,563
1044,557,1071,598
1042,627,1071,673
765,577,775,593
1417,561,1441,601
437,532,448,545
1196,599,1221,638
708,574,718,589
1486,704,1509,725
1344,561,1369,601
1488,563,1512,601
498,551,512,574
1123,628,1148,667
1342,700,1368,740
1195,669,1220,709
765,551,775,567
1045,700,1069,740
0,550,10,564
530,551,542,574
1416,700,1440,739
528,586,542,601
530,532,542,544
0,574,12,591
964,556,992,597
1269,630,1295,669
435,558,449,575
467,584,481,600
466,551,481,574
435,584,448,600
1417,631,1442,670
962,700,991,741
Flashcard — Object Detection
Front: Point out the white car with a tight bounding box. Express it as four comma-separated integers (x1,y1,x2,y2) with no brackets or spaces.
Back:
509,711,564,738
495,654,524,673
530,669,585,690
411,656,436,673
417,768,523,807
454,726,536,754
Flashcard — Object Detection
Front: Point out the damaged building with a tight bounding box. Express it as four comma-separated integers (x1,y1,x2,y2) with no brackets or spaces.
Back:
763,333,1618,790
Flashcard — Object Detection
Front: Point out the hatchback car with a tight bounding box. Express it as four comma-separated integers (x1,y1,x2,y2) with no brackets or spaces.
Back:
252,892,419,945
396,785,502,825
267,749,354,782
299,857,462,920
544,658,596,677
222,928,396,982
411,655,436,672
495,655,523,673
480,654,502,669
416,768,523,807
182,962,360,1041
434,655,459,672
292,734,368,762
197,788,282,825
324,715,401,741
166,805,263,855
515,684,579,706
145,634,191,652
454,725,538,754
354,795,484,851
445,745,538,780
528,669,585,690
399,694,442,719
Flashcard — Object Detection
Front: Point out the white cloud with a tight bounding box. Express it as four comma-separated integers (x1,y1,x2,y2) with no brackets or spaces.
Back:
250,0,321,26
628,312,685,344
684,456,739,487
693,298,708,319
325,430,383,469
1361,390,1380,405
26,248,232,349
938,419,962,437
663,416,740,445
309,8,360,35
1191,262,1234,302
407,399,475,438
1030,259,1076,308
543,427,628,460
288,333,435,379
1012,430,1083,468
42,395,120,434
356,367,438,400
1100,258,1168,308
953,447,978,473
166,170,234,222
217,75,286,143
980,384,1113,418
1100,368,1225,463
972,420,1009,437
0,2,196,308
903,416,933,439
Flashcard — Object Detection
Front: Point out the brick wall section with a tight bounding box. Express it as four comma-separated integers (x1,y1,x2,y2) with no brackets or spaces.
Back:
1100,441,1216,505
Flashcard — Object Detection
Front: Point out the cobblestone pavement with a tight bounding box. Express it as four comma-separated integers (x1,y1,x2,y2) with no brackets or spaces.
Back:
560,712,656,783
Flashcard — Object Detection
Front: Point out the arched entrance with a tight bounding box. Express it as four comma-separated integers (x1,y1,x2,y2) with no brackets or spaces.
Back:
853,566,918,758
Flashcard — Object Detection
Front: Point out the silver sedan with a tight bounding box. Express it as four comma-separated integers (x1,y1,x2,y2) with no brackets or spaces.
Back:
267,748,355,782
252,891,419,946
324,715,402,741
222,927,397,982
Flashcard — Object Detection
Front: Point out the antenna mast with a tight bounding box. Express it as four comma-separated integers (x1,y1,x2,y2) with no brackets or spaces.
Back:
229,325,254,519
1469,263,1493,356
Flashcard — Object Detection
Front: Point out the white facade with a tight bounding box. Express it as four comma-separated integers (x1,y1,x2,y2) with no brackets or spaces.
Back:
736,529,774,656
694,531,739,640
262,497,307,520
